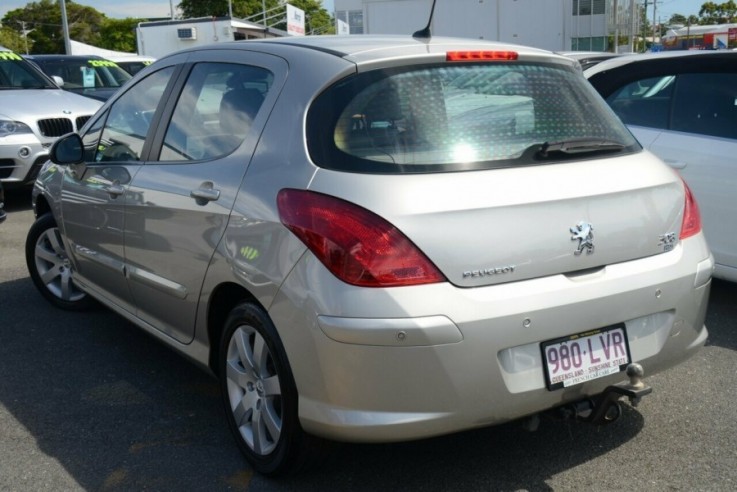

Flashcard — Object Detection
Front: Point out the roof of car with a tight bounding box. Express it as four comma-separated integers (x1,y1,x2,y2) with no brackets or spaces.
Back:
165,35,573,67
584,49,737,77
25,54,108,60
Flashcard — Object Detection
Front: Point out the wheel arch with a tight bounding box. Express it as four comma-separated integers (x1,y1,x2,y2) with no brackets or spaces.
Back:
33,194,52,219
206,281,264,376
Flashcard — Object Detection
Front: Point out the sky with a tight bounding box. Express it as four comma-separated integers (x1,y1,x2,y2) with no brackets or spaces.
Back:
0,0,705,23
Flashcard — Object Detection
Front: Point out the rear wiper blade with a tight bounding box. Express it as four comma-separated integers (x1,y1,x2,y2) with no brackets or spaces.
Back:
538,138,626,158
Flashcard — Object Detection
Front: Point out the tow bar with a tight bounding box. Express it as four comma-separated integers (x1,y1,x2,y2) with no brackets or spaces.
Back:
584,363,652,424
533,363,653,428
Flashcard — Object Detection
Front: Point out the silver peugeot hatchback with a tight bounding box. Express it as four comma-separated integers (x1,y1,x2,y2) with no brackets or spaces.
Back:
27,35,713,475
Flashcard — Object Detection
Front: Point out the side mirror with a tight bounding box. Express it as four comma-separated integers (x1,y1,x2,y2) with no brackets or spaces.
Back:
50,133,84,165
52,75,65,87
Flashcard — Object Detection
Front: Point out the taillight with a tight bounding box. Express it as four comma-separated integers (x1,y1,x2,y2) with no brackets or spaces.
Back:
680,180,701,240
277,189,446,287
446,51,518,62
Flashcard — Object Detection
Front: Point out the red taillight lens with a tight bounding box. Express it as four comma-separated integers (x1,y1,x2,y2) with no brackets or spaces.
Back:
277,189,446,287
446,51,519,62
680,180,701,240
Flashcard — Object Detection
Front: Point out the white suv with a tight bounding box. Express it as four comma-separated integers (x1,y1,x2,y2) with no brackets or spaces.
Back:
0,48,102,186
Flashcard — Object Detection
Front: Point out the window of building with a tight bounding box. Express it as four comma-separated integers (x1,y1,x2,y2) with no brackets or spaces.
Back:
573,0,606,16
572,37,608,51
336,10,364,34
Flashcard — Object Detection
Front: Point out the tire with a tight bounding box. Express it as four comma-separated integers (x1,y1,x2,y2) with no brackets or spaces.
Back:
219,302,329,476
25,213,94,311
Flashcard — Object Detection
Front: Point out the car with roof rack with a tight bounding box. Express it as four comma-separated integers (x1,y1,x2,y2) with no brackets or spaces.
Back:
27,34,713,475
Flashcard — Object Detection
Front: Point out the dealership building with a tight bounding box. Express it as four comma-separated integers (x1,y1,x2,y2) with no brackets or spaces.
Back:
334,0,642,52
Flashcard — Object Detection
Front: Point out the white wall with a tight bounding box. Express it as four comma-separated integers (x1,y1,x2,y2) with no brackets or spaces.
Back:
137,21,234,59
336,0,613,52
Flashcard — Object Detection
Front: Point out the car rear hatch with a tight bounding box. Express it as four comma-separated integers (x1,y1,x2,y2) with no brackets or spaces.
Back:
389,154,681,287
304,45,685,288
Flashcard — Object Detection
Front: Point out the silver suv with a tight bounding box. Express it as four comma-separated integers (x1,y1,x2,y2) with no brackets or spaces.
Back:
0,48,102,186
27,36,713,475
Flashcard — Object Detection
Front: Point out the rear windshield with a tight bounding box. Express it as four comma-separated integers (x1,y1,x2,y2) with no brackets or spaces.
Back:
307,62,639,173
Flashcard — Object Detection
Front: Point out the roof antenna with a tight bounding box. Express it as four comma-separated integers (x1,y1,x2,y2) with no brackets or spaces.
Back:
413,0,437,40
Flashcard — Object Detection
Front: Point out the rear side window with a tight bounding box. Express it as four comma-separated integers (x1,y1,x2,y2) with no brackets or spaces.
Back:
160,62,273,161
671,73,737,140
307,62,637,173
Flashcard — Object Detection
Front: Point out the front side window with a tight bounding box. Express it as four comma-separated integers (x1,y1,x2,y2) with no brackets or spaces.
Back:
95,66,175,162
308,62,638,173
160,62,273,161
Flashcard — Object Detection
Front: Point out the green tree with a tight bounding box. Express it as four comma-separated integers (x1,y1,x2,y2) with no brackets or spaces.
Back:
667,13,688,25
0,26,28,53
699,1,737,24
99,17,141,53
2,0,105,54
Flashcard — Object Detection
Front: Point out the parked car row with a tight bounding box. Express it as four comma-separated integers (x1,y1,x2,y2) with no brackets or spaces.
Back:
0,46,102,187
25,35,713,476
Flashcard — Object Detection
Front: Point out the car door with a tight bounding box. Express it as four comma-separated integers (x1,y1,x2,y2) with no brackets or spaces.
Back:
123,50,286,343
59,65,179,312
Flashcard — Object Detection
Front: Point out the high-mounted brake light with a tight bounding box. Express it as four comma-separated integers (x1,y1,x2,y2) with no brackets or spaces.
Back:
277,189,446,287
680,179,701,240
446,51,519,62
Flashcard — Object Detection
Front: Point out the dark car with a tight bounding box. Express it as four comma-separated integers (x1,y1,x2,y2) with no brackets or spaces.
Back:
24,55,132,101
108,55,156,76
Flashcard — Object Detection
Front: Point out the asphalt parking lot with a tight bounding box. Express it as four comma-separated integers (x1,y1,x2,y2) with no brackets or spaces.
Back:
1,188,736,491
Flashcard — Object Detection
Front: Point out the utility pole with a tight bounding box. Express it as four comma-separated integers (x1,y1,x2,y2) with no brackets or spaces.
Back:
59,0,71,55
17,20,30,54
630,0,636,52
653,0,658,44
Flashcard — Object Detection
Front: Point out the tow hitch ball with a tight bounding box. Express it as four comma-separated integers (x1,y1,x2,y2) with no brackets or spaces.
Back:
557,363,653,425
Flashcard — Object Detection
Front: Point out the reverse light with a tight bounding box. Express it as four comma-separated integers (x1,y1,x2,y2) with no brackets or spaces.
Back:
679,179,701,240
446,51,519,62
277,189,446,287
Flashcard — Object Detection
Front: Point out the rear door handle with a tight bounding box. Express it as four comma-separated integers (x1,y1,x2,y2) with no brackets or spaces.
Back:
190,182,221,205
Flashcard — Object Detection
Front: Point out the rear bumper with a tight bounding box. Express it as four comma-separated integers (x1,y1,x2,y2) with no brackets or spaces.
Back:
270,235,712,443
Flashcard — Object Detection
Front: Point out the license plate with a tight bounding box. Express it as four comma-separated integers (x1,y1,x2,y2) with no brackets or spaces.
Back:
541,324,631,390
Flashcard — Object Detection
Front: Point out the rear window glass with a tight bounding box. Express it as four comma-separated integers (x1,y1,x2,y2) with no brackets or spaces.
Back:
307,62,638,173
